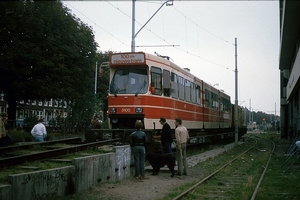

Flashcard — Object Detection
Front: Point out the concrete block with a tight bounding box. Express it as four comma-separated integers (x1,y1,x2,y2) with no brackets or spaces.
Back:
72,153,115,193
0,184,12,200
114,145,131,181
8,166,75,200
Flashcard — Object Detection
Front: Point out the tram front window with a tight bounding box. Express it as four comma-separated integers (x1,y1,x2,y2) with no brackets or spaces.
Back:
110,68,148,95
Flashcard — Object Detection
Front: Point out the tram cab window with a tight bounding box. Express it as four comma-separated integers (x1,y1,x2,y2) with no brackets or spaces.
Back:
151,66,162,95
163,69,170,97
110,68,148,95
171,72,178,99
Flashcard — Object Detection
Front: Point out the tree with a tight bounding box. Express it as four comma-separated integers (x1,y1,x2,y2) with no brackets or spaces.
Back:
0,1,98,128
95,51,111,121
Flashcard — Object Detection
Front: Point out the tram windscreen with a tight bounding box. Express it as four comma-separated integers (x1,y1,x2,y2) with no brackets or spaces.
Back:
110,68,148,95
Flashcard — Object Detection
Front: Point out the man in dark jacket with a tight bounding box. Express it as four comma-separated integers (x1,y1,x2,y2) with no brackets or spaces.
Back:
130,120,148,179
159,117,173,156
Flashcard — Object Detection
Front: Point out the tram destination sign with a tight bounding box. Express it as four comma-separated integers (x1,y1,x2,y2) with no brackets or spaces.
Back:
110,52,146,66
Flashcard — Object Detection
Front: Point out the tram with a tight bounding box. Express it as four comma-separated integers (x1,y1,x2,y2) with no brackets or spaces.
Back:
107,52,232,131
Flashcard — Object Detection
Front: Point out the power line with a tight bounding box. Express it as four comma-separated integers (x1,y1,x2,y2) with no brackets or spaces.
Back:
64,1,129,49
65,1,233,71
172,6,231,45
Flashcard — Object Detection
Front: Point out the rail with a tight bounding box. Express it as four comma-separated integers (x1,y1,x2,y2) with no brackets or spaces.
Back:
0,138,121,168
172,134,275,200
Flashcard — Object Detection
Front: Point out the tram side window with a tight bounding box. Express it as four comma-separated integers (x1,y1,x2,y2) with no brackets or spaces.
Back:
178,76,184,100
171,72,178,98
196,85,201,105
151,66,162,95
222,98,230,112
163,69,171,97
211,92,218,109
191,82,196,103
205,89,212,107
220,97,225,111
185,79,191,102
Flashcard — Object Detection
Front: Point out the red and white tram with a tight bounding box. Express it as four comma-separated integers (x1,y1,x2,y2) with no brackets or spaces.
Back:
107,52,232,130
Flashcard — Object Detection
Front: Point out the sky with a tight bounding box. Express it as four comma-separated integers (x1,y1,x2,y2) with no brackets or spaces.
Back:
64,1,280,115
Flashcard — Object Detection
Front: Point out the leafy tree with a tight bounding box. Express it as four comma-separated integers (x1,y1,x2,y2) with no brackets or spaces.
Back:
95,51,111,121
0,1,98,128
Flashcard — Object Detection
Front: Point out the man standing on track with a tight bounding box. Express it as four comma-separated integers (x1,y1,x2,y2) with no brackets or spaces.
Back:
174,118,189,176
31,118,47,142
159,116,173,156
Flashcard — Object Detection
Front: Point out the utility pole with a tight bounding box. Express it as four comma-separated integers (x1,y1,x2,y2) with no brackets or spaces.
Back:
234,38,238,145
94,61,98,95
131,0,173,52
249,98,251,124
131,0,136,52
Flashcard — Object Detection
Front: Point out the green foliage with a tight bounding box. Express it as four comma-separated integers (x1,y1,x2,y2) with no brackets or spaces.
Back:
95,51,111,120
0,1,98,123
9,129,33,143
23,115,39,132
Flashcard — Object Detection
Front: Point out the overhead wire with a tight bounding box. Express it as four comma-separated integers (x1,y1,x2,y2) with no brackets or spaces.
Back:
65,1,233,70
64,1,129,49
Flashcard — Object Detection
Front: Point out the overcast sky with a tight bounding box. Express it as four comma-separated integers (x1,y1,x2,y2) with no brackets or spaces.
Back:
64,1,280,116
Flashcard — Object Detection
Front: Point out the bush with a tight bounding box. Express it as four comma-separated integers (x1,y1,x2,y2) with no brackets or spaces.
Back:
9,129,33,143
23,116,38,132
101,120,109,129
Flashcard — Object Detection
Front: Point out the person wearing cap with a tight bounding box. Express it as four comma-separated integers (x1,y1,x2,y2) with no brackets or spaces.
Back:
159,116,173,156
31,118,47,142
174,118,189,176
0,112,12,147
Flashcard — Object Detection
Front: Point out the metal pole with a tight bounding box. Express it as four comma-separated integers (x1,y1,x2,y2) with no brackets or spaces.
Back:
131,0,136,52
249,98,251,124
234,38,238,145
94,61,97,95
244,107,247,126
131,0,173,52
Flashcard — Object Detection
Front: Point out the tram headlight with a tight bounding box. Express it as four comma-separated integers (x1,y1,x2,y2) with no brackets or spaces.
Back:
110,107,117,113
135,107,143,113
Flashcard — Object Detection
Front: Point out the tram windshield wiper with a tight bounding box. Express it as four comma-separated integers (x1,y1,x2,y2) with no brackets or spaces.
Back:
135,81,147,96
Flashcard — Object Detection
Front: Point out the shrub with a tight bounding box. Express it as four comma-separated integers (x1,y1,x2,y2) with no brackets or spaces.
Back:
9,129,33,143
23,116,38,132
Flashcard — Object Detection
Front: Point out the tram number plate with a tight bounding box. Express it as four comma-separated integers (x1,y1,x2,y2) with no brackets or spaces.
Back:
121,108,131,113
103,133,112,140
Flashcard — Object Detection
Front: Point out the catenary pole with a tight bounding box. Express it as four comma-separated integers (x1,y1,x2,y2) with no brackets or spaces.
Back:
131,0,173,52
94,61,97,95
131,0,136,52
235,38,239,145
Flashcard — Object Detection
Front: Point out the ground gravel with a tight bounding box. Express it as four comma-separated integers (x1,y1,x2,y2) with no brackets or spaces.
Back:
60,133,292,200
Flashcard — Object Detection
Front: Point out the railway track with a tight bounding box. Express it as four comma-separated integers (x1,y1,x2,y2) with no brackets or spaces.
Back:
0,137,82,154
172,134,275,200
0,138,122,169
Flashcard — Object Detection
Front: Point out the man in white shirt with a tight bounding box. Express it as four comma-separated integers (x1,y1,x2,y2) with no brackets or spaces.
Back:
31,118,47,142
174,118,189,176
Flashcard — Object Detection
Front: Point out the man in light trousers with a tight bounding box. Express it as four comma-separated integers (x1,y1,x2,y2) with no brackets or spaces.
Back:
31,118,47,142
174,118,189,176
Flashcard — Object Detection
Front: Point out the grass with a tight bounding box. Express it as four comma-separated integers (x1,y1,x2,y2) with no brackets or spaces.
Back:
163,132,300,200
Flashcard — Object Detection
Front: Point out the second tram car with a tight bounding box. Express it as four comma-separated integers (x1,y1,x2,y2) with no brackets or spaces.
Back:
107,52,232,131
